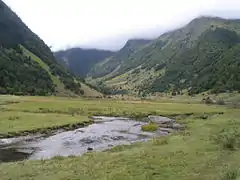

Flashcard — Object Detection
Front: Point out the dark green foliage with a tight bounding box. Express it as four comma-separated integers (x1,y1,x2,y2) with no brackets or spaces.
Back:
55,48,115,77
0,48,54,95
216,99,226,105
222,169,240,180
0,0,81,95
60,76,83,95
85,81,113,95
151,27,240,94
202,97,214,105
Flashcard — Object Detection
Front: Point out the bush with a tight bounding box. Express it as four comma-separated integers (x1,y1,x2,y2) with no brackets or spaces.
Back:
141,123,159,132
216,99,226,105
202,97,214,104
214,120,240,150
196,114,209,120
8,116,20,121
171,92,177,96
222,169,239,180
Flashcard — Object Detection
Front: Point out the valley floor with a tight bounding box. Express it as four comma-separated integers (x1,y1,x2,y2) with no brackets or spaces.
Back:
0,95,239,180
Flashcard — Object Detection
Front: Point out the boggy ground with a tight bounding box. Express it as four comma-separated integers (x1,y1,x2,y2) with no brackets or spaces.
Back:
0,95,239,180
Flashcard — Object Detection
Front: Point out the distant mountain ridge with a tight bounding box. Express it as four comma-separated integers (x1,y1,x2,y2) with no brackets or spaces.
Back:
88,39,152,78
55,48,115,77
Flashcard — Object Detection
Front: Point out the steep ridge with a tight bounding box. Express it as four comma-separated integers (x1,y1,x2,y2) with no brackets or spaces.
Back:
89,17,240,95
151,27,240,94
0,0,85,96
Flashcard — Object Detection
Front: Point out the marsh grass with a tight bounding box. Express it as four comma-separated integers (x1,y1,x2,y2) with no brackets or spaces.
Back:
141,123,159,132
152,137,169,145
214,120,240,150
222,168,240,180
0,95,227,137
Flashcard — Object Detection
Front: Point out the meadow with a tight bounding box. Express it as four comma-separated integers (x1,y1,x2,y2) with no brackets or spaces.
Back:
0,95,239,180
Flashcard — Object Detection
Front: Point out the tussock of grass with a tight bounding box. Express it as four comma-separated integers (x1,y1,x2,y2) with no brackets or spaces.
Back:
141,123,159,132
152,137,169,145
222,168,240,180
214,120,240,150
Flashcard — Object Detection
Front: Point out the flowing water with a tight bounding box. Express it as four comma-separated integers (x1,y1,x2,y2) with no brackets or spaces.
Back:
0,117,168,162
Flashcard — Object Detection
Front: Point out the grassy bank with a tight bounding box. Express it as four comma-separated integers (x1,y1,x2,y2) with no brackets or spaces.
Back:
0,96,92,137
0,95,239,180
0,95,226,137
0,111,91,138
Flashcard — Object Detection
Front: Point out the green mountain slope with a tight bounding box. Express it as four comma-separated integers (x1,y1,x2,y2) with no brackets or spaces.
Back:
151,27,240,94
0,0,88,96
88,39,152,79
89,17,240,95
55,48,115,77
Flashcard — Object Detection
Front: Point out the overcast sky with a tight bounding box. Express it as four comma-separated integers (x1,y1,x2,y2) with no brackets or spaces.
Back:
4,0,240,51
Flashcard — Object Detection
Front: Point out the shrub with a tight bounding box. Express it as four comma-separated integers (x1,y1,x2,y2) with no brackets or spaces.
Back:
222,169,239,180
203,97,214,104
214,120,240,150
171,92,177,96
8,116,20,121
196,114,209,120
216,98,226,105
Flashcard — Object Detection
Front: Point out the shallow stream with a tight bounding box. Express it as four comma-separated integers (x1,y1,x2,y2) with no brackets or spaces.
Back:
0,117,168,162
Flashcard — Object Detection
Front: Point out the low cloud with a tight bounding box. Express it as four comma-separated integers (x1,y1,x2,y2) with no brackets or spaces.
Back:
4,0,240,51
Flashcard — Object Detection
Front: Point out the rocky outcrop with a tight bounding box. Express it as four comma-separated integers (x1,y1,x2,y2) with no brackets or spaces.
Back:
148,116,176,124
87,147,93,151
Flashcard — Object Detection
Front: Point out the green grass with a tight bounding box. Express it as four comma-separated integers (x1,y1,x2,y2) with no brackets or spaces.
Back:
0,110,239,180
0,111,90,137
80,83,103,97
0,95,226,137
104,67,163,94
141,122,159,132
0,95,239,180
1,95,226,116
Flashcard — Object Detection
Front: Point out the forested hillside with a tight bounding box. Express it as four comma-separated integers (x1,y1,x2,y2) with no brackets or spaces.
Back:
88,17,240,95
0,0,83,95
151,27,240,94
